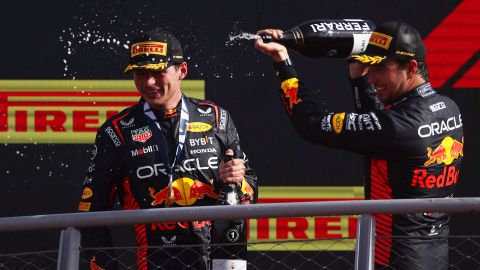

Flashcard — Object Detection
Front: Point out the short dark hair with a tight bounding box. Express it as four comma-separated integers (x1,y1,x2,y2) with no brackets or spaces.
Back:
396,59,429,82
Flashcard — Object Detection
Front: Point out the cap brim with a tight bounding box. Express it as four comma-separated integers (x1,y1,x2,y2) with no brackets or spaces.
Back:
350,54,387,65
123,62,171,73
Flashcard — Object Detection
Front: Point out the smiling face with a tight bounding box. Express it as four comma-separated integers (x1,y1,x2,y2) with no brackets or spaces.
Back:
133,62,188,110
367,59,412,104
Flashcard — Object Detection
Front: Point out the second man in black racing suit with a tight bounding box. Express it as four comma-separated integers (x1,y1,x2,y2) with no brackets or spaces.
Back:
255,21,463,269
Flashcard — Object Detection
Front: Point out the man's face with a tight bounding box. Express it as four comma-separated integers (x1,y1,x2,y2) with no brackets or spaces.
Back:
367,59,410,104
133,62,187,110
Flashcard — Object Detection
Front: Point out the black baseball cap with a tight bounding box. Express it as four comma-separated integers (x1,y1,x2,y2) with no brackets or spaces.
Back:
124,29,184,73
351,20,426,65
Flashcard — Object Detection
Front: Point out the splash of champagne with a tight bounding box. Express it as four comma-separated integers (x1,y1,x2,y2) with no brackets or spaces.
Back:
226,30,261,46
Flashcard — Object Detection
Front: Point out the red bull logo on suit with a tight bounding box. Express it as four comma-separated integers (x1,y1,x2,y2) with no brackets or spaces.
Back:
149,177,218,206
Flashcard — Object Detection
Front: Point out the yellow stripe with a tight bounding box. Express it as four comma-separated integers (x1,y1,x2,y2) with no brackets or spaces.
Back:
249,239,356,251
259,186,364,199
0,80,136,91
9,96,139,102
0,80,204,99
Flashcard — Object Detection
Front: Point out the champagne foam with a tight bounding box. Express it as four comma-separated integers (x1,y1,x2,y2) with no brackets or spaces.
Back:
226,31,260,46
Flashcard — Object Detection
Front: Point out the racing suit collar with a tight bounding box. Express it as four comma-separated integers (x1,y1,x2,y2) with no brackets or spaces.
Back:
389,82,435,107
140,95,186,120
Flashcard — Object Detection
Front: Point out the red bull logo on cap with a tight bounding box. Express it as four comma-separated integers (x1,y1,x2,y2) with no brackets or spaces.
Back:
149,177,218,207
424,136,464,166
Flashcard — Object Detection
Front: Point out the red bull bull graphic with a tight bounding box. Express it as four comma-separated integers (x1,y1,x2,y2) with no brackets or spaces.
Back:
424,136,464,166
241,179,255,203
149,186,182,207
280,78,302,110
0,80,204,143
188,179,218,202
149,177,218,207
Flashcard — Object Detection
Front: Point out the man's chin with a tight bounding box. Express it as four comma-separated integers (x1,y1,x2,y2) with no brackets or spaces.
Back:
142,91,164,99
145,99,166,110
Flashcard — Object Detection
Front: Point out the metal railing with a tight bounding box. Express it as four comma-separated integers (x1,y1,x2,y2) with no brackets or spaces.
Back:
1,197,479,270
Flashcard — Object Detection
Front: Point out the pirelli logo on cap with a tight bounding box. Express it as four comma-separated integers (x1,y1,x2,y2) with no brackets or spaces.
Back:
369,32,393,50
0,80,205,144
131,41,167,57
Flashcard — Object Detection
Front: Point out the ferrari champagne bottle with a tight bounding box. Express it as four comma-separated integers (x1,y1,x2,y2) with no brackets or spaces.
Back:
261,19,375,58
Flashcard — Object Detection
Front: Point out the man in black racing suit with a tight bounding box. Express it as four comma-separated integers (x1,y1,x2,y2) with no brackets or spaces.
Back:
255,21,463,269
78,29,257,270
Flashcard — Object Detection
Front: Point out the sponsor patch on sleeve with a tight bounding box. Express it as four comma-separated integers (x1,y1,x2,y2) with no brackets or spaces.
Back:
105,126,122,147
321,113,333,132
345,112,382,131
218,109,227,131
332,113,346,134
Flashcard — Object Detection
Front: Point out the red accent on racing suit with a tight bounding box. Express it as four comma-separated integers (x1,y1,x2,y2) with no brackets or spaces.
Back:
274,61,463,270
78,96,258,270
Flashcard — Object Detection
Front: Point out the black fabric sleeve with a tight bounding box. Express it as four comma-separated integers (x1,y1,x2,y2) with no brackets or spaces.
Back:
77,123,122,270
273,63,396,158
223,109,258,203
350,75,384,113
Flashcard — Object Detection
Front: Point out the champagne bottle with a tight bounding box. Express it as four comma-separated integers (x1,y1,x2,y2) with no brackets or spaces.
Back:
211,154,248,270
261,19,375,58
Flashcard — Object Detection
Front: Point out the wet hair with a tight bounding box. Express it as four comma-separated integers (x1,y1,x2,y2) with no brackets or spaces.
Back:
396,59,429,81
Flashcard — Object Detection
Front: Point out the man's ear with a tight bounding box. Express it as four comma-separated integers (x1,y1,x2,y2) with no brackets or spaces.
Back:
178,62,188,80
408,60,419,78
